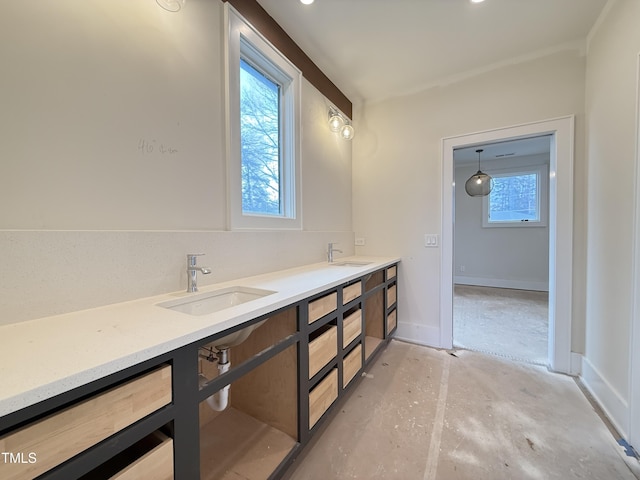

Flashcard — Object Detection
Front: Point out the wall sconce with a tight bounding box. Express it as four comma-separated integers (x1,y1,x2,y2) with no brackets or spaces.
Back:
156,0,185,12
328,107,355,141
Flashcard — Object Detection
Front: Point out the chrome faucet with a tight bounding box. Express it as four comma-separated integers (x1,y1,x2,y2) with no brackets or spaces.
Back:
187,254,211,292
327,242,343,263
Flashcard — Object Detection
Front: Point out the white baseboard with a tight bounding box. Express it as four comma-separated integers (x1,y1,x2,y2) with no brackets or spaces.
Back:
395,321,442,348
581,355,629,439
570,352,582,376
454,275,548,292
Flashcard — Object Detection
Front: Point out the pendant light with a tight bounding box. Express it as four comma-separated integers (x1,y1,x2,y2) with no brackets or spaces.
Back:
464,149,493,197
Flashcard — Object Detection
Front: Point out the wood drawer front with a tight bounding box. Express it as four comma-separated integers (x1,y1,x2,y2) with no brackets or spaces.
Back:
112,432,174,480
308,292,337,324
387,309,397,335
342,282,362,305
342,310,362,348
309,369,338,429
343,344,362,388
0,365,172,480
309,325,338,379
387,265,397,280
387,285,397,307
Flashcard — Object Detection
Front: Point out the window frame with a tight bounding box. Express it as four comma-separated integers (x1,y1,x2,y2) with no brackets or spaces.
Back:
225,5,302,230
482,163,549,228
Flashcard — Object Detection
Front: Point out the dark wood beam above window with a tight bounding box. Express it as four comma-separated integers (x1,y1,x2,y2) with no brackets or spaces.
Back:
223,0,352,118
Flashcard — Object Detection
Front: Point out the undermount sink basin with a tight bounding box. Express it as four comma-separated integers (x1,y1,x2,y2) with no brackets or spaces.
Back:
158,286,276,317
329,261,372,267
210,317,268,348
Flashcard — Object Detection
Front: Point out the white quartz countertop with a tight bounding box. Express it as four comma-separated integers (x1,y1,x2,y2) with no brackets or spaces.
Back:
0,256,399,417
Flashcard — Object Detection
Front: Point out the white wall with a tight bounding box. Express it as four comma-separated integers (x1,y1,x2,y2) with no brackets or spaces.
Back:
454,154,550,291
582,0,640,442
0,0,354,325
353,48,587,351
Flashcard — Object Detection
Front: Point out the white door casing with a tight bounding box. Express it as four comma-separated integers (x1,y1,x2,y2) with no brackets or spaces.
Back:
441,116,575,374
628,54,640,452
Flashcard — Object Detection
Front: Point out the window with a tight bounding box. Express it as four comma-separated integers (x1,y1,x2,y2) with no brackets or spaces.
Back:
240,59,281,216
482,164,548,227
226,6,302,230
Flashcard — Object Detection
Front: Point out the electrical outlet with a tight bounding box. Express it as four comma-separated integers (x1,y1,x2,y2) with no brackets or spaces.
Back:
459,265,466,272
355,237,366,246
424,234,439,247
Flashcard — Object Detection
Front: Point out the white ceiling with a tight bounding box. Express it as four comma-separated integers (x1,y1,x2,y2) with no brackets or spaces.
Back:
256,0,608,105
453,135,551,165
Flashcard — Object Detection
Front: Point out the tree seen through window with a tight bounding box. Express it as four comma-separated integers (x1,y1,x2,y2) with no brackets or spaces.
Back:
489,172,539,222
240,58,281,215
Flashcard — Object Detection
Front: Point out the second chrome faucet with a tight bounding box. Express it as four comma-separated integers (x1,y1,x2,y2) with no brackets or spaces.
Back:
327,242,342,263
187,253,211,292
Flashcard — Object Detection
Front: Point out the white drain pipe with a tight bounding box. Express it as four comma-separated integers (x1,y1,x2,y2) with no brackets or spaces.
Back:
200,348,231,411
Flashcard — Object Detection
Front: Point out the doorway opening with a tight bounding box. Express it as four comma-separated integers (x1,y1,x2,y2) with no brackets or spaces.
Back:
441,116,575,374
452,136,551,366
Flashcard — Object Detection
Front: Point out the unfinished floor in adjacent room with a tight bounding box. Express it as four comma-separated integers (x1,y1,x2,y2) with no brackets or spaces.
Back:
453,285,548,365
285,340,639,480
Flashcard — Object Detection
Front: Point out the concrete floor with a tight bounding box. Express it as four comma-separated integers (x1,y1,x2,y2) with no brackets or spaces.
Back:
454,285,548,365
285,340,639,480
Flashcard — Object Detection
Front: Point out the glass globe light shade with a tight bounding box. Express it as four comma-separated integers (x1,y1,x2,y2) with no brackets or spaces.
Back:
329,113,344,132
340,123,355,140
464,171,493,196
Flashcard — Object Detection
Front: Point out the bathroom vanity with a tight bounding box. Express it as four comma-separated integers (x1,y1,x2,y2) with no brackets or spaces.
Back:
0,258,398,479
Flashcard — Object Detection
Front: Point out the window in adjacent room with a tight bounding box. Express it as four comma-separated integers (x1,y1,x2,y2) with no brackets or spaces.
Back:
482,164,548,227
226,6,302,229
